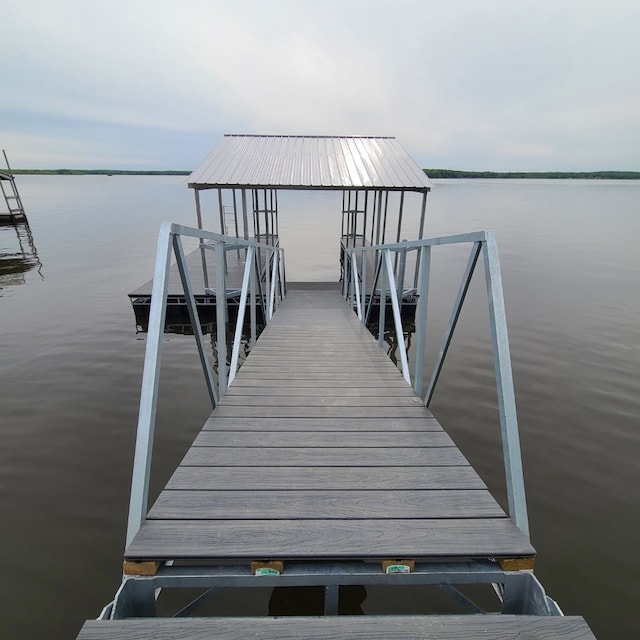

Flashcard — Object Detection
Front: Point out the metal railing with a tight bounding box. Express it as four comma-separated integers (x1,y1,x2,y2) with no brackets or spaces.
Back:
344,230,529,538
126,222,285,547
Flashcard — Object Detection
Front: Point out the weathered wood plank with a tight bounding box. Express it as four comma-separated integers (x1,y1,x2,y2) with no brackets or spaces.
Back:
125,518,536,559
225,385,414,395
180,446,466,467
147,489,505,520
202,417,441,431
218,395,424,407
78,615,597,640
192,431,454,448
166,466,485,491
228,378,411,389
211,406,433,418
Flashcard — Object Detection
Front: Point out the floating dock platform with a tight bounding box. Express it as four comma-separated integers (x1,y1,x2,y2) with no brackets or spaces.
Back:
80,136,596,638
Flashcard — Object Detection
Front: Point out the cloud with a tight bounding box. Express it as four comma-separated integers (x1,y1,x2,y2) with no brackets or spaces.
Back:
2,0,639,169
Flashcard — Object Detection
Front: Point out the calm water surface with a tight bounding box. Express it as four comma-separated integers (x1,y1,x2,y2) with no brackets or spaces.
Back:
0,176,638,638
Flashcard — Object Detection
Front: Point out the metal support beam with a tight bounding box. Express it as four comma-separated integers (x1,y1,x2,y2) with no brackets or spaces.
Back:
126,223,173,548
483,232,529,538
172,234,218,408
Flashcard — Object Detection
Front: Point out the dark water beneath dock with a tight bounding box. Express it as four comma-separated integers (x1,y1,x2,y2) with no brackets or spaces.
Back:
1,176,638,638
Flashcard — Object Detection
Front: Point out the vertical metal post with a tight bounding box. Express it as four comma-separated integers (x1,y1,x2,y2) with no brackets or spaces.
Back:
217,188,225,233
360,248,368,324
194,189,209,290
269,246,279,318
351,250,362,320
241,189,249,240
424,242,482,406
414,191,428,288
249,250,257,347
378,252,387,347
324,585,339,616
173,234,218,408
229,246,255,384
413,245,431,394
483,232,529,538
126,223,173,547
215,240,228,393
384,249,411,384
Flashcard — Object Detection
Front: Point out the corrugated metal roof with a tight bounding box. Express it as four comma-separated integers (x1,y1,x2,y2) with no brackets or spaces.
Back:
188,135,432,191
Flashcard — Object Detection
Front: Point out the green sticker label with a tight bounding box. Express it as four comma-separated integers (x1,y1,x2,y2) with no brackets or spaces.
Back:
255,567,280,576
385,564,411,574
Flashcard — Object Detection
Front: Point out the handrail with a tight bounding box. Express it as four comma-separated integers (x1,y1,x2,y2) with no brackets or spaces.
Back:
126,223,285,547
344,230,529,538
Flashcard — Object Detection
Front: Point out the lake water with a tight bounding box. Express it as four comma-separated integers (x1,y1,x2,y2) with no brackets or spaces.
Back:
1,176,638,638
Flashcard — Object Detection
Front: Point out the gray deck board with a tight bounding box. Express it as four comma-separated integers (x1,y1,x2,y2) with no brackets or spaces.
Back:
181,447,467,467
201,417,442,431
192,431,454,447
126,518,534,559
78,615,597,640
126,285,534,565
148,489,504,520
166,466,486,491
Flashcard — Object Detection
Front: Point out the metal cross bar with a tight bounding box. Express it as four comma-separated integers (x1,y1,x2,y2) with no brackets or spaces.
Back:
423,241,482,406
172,234,218,409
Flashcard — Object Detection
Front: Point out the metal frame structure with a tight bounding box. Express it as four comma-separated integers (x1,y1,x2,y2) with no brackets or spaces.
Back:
0,150,27,222
102,560,561,620
126,223,285,548
343,230,528,537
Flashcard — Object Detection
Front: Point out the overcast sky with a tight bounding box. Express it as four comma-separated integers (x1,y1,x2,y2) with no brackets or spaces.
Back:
2,0,638,171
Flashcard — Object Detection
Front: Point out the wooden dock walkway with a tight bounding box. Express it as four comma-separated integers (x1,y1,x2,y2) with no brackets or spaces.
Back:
124,283,534,566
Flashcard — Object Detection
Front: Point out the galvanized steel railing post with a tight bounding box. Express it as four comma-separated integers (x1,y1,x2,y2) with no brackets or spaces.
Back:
482,232,529,538
229,246,256,385
215,239,228,393
126,223,173,548
383,249,411,384
351,250,362,320
413,245,431,394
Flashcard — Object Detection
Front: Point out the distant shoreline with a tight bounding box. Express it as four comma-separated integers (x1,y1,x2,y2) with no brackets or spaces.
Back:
10,168,640,179
11,169,191,176
424,169,640,179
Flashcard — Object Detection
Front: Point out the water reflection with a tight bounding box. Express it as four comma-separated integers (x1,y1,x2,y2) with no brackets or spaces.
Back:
0,219,43,291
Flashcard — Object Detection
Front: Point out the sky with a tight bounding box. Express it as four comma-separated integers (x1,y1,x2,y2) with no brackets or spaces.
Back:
1,0,639,171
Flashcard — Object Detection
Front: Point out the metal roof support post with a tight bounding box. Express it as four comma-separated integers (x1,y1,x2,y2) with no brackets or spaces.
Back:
414,191,429,289
126,223,173,547
381,191,389,243
482,232,529,538
424,241,482,406
241,189,249,240
194,189,210,290
215,239,228,394
394,191,405,273
362,191,369,248
217,189,225,234
413,245,431,394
